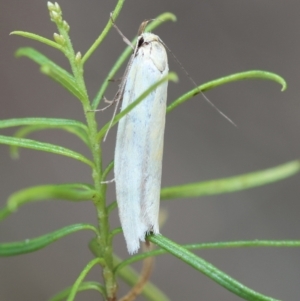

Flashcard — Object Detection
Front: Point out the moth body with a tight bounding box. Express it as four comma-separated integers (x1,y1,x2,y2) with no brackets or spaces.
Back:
114,32,168,254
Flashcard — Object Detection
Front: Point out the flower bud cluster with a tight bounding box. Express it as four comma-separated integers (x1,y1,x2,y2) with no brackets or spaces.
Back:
47,2,63,24
48,2,70,47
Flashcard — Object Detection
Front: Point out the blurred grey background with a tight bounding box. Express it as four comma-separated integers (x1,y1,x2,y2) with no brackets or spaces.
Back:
1,0,300,300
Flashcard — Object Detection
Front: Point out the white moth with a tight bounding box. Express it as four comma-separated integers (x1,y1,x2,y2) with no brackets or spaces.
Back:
114,24,169,254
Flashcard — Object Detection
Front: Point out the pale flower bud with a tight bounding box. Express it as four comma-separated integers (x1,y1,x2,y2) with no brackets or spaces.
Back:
75,52,82,63
47,1,55,11
50,10,62,23
53,33,65,45
54,2,61,12
63,20,70,32
48,1,61,14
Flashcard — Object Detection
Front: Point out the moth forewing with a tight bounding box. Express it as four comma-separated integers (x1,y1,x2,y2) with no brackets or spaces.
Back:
114,32,169,254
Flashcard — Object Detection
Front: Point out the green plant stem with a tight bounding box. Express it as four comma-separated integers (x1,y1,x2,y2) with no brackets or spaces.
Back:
56,13,117,300
82,100,116,298
82,89,116,299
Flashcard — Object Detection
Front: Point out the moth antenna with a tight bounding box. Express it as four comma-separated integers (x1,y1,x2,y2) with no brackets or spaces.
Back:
110,12,134,49
137,18,158,35
138,20,150,35
162,41,237,127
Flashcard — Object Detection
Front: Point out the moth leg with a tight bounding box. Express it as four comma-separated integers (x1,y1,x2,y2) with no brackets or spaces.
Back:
90,99,114,112
102,90,124,141
101,178,115,184
108,77,122,83
104,97,114,105
90,87,123,112
91,75,123,111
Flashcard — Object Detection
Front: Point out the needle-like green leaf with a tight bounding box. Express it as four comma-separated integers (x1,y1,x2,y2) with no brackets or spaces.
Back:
66,258,104,301
0,183,96,221
0,118,90,155
0,135,94,167
161,160,300,200
0,224,98,256
48,282,106,301
16,47,85,100
115,240,300,273
167,70,287,113
149,235,280,301
11,31,62,50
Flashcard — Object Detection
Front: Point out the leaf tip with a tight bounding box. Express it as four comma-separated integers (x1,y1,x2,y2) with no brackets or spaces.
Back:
14,48,25,58
169,72,179,83
166,13,177,22
160,12,177,23
281,81,287,92
171,15,177,22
